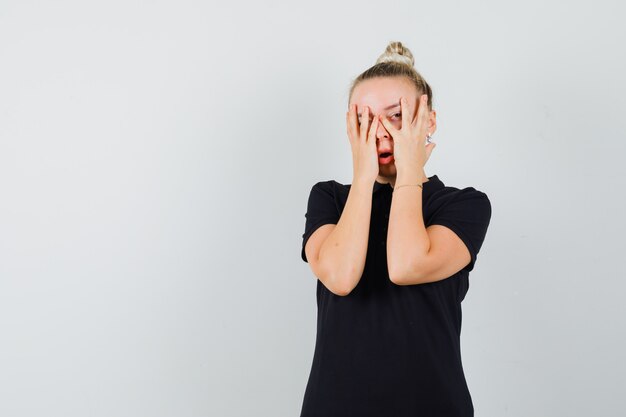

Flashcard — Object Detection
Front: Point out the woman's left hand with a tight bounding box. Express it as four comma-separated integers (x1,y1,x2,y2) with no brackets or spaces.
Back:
379,94,436,175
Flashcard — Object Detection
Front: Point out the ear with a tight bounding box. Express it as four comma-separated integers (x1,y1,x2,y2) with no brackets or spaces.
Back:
428,110,437,135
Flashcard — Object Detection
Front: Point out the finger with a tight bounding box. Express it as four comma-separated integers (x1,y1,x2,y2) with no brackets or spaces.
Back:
400,97,415,127
400,97,412,130
379,114,397,137
422,96,431,139
360,105,370,142
346,104,357,143
346,110,351,142
415,95,429,140
367,114,379,144
412,97,421,126
411,94,425,128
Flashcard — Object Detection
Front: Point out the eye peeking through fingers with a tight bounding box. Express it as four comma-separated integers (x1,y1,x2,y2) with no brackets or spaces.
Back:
358,112,401,125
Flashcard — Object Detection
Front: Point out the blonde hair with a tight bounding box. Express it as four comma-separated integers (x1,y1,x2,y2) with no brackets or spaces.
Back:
348,41,433,110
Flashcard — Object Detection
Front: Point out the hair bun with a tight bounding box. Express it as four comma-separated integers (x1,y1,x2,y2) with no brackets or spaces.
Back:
375,41,415,67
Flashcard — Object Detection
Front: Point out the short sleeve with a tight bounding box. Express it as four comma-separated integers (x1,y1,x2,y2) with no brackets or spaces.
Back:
301,181,340,263
428,189,492,272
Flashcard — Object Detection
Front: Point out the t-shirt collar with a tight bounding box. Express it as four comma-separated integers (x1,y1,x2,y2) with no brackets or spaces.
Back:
374,174,444,196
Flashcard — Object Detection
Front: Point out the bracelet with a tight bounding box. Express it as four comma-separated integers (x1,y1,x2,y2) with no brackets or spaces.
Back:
393,183,423,192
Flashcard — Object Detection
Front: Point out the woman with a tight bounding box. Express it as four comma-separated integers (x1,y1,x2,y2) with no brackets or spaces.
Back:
300,41,492,416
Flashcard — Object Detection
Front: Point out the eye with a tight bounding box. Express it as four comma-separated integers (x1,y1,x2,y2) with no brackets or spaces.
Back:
391,112,402,119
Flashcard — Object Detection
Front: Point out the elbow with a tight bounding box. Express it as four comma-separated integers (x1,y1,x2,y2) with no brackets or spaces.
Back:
330,285,352,297
388,258,407,285
388,262,424,286
325,264,361,296
316,251,363,296
320,276,353,296
388,268,405,286
326,272,357,296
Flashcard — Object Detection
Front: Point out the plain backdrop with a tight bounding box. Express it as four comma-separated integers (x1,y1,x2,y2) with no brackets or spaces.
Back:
1,1,625,416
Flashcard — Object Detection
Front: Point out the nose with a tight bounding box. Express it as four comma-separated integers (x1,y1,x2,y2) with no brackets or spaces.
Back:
375,115,391,142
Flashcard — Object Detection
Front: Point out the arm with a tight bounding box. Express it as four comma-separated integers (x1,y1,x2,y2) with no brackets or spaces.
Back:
387,168,471,285
305,178,373,296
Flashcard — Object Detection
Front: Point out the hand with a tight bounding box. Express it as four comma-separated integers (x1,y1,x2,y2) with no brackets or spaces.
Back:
346,103,379,184
379,94,436,175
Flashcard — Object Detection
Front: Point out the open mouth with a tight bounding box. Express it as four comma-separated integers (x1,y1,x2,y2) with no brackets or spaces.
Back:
378,152,394,164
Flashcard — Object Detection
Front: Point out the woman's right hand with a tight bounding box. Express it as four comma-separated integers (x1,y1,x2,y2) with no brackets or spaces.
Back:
346,103,379,184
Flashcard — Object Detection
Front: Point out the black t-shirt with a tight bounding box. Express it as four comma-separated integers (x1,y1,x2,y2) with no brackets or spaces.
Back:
299,174,492,417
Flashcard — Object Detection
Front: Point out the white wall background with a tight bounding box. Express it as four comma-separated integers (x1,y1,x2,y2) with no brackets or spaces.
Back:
1,1,625,416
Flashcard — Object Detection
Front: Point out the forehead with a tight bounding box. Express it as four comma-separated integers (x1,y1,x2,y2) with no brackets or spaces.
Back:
350,77,417,110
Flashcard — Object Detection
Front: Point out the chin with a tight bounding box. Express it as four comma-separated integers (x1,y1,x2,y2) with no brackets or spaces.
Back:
378,169,396,182
379,164,397,174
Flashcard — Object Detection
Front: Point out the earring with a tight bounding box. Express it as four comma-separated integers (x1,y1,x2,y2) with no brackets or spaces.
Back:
426,132,432,143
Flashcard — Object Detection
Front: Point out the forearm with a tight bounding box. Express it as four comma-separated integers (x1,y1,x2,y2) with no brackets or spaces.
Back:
318,178,373,295
387,168,430,283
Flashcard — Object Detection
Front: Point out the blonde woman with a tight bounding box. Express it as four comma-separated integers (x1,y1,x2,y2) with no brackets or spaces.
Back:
300,41,492,416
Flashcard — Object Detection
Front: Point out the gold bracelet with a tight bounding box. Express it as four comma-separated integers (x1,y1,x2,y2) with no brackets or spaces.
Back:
393,183,423,192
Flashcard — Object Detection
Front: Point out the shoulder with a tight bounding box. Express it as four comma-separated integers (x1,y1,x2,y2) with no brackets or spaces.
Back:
311,179,339,189
309,179,350,196
450,185,489,204
429,183,491,217
434,182,489,202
